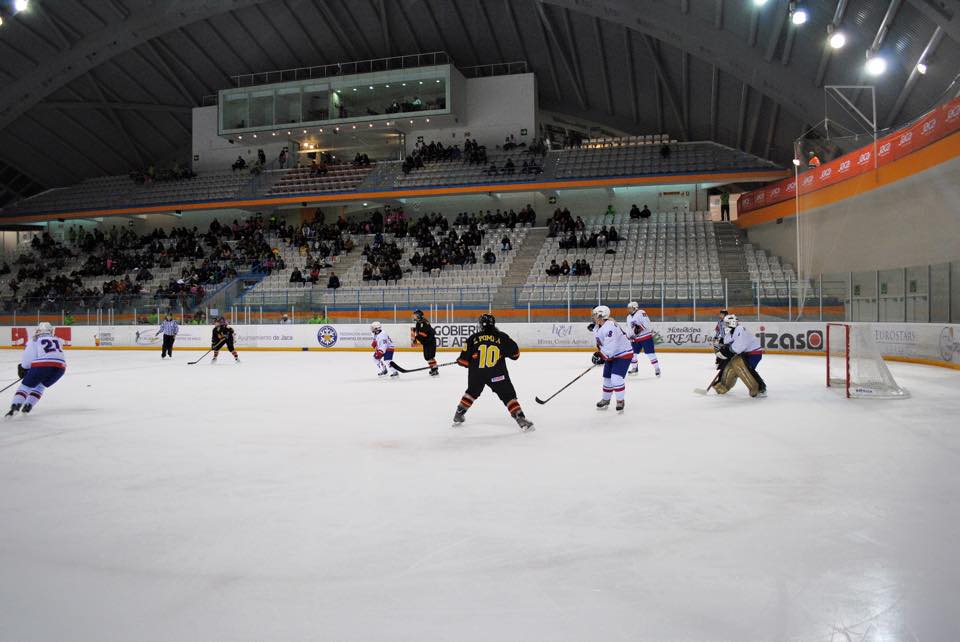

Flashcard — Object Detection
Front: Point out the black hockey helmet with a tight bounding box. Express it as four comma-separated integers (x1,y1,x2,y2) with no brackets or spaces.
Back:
478,313,496,330
413,309,424,321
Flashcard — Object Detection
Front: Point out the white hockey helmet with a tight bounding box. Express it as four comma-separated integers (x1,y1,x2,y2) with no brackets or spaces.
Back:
370,321,383,334
723,314,739,329
592,305,611,320
626,301,639,312
35,322,54,337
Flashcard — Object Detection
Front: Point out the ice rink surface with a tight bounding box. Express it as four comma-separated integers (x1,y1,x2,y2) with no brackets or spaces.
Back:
0,348,958,642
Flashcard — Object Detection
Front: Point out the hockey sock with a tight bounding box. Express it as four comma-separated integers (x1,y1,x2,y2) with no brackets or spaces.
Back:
646,354,658,367
602,377,613,401
24,390,42,410
458,393,475,410
610,373,626,401
631,355,639,365
428,359,437,368
12,388,28,405
506,399,522,417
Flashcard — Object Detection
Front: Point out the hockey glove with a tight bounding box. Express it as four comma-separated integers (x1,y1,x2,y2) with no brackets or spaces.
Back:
374,350,384,360
591,351,605,365
17,364,27,379
718,344,735,360
587,322,595,331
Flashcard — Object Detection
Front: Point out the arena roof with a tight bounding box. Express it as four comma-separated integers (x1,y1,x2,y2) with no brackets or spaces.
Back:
0,0,958,207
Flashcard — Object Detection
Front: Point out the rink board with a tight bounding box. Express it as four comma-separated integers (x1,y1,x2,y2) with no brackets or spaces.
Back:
2,322,959,369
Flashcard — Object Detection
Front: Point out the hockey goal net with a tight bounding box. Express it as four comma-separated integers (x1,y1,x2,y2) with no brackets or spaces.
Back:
826,323,909,399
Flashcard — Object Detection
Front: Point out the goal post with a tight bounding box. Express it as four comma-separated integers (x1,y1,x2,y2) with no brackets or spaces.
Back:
826,323,909,399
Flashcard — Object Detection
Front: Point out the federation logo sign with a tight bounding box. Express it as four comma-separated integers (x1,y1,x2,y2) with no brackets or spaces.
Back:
317,325,338,348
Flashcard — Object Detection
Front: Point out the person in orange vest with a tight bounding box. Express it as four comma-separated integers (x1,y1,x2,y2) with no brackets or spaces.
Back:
807,151,821,169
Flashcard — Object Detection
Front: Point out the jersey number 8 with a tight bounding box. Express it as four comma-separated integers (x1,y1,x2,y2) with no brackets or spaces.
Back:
478,344,501,368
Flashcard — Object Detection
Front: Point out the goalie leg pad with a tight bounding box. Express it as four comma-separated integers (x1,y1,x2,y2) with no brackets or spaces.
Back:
727,355,761,397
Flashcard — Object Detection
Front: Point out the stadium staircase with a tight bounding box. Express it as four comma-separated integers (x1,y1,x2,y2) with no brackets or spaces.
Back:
492,226,549,308
715,223,754,305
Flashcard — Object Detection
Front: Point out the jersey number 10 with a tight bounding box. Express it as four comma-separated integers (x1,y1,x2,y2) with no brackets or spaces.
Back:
478,344,501,368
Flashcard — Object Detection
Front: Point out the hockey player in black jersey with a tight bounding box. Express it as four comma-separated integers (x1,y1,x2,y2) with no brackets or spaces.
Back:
211,317,239,363
411,309,439,376
453,314,533,431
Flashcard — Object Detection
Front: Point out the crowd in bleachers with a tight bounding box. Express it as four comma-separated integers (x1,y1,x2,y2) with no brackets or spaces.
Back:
545,258,593,277
129,162,196,185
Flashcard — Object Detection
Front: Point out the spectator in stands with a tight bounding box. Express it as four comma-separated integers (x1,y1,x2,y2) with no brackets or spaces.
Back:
660,143,671,158
232,156,247,171
327,272,340,289
483,248,496,264
280,314,292,324
308,267,321,284
501,235,512,251
362,263,373,281
289,267,304,283
279,149,288,169
504,158,515,175
575,216,586,231
807,151,821,169
486,162,498,176
630,204,641,219
560,260,570,276
640,204,652,219
597,227,608,249
257,149,266,166
608,226,619,244
603,204,616,223
546,260,560,277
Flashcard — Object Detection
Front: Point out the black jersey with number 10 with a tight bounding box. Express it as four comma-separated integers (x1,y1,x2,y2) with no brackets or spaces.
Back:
457,330,520,377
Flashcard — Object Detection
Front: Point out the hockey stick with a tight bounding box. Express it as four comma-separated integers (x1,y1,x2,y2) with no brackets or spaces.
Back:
188,340,227,365
0,378,23,394
388,360,457,374
535,364,598,405
693,369,723,395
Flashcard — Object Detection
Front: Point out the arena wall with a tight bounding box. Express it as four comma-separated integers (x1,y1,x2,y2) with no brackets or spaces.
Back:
746,154,960,274
3,323,958,370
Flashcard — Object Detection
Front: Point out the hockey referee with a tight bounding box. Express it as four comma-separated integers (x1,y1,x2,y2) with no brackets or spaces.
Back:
157,313,179,359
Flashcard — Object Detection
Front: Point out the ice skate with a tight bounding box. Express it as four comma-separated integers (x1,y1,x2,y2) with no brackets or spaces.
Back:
21,404,32,414
234,355,240,364
5,404,21,418
596,399,611,410
429,367,439,376
628,366,638,376
377,368,388,377
655,367,661,378
452,408,466,426
389,368,399,377
514,413,535,432
616,400,625,413
211,355,218,364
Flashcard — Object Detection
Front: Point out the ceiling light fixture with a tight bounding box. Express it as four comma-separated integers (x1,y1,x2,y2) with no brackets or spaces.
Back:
828,27,846,49
916,61,928,74
14,0,29,12
789,1,808,25
865,52,887,76
753,0,768,6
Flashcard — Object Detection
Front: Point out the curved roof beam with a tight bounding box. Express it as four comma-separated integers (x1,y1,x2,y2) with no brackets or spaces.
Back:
0,0,269,131
540,0,820,124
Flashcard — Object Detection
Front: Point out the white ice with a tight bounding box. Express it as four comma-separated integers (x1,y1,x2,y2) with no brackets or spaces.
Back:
1,349,959,642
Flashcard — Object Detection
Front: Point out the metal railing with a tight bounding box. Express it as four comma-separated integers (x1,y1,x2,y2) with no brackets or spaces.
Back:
3,261,956,325
460,61,528,78
231,52,452,88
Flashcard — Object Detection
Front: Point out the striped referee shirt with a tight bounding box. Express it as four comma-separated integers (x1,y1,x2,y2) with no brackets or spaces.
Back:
159,319,179,336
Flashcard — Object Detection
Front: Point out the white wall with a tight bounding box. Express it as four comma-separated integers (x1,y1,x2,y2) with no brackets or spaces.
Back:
191,106,289,173
404,74,537,153
747,155,960,274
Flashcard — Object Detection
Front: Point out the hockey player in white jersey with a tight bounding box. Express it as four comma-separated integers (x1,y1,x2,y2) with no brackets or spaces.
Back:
590,305,634,412
370,322,399,377
714,314,767,397
6,322,66,417
625,301,660,377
